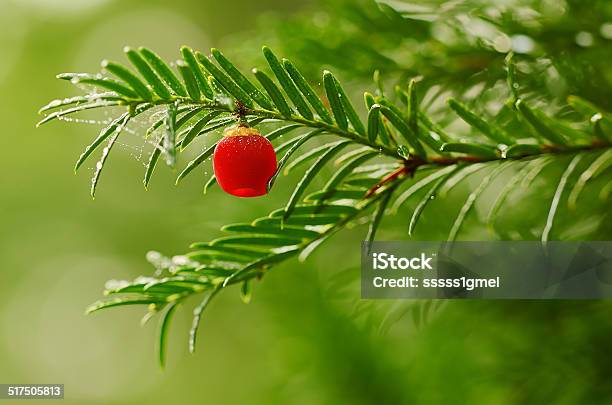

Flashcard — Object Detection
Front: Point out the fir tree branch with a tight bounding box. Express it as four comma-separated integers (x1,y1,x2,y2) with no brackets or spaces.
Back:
38,40,611,363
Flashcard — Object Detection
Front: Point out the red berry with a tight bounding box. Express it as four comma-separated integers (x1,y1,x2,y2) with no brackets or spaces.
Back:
213,126,278,197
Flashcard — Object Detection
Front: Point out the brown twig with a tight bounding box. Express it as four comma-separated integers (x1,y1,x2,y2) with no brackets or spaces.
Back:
365,156,425,197
365,140,610,198
233,101,249,125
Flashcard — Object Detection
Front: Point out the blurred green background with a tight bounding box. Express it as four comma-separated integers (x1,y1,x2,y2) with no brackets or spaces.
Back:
1,0,611,404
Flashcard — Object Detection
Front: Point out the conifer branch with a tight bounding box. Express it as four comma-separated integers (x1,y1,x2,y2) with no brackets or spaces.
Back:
38,18,611,362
